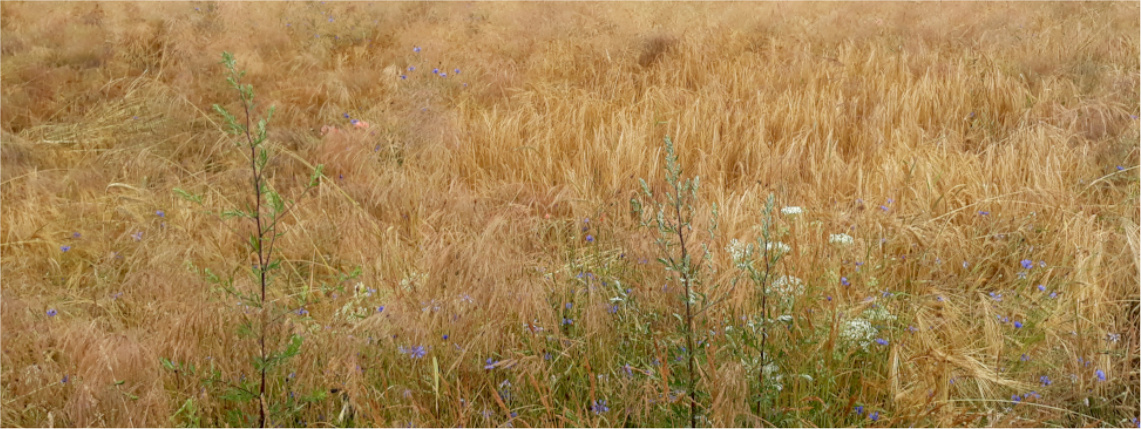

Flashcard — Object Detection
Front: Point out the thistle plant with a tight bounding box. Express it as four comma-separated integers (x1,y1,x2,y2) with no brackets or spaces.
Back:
630,136,720,428
211,51,323,428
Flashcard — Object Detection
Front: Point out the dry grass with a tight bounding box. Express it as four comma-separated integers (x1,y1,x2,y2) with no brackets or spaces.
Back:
1,2,1138,427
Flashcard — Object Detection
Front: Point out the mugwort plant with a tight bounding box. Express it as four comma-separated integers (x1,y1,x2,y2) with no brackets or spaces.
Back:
208,52,324,428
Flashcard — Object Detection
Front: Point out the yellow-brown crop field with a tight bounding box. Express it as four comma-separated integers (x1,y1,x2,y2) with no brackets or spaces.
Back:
1,2,1138,427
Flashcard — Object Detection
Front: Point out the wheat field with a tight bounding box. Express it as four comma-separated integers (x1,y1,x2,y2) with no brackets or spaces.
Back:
1,2,1138,427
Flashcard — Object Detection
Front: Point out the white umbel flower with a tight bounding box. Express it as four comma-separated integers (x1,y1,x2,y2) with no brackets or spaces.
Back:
781,206,804,216
829,233,854,245
765,241,792,255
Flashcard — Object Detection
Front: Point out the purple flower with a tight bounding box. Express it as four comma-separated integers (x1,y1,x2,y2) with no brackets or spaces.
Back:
377,306,385,313
840,277,850,286
1096,369,1106,381
1021,354,1029,361
1037,284,1046,292
875,338,888,346
585,235,594,243
413,46,421,53
409,345,427,359
343,113,350,119
1012,394,1021,402
1020,259,1033,269
432,68,439,74
869,411,879,421
989,292,1003,301
565,302,573,310
46,308,58,317
440,72,447,77
879,205,889,212
61,375,68,383
400,75,406,80
1040,375,1052,386
454,68,461,74
608,304,618,314
484,358,498,370
1013,321,1023,329
592,399,609,414
563,318,573,325
854,405,864,415
60,245,70,252
72,232,81,238
1049,292,1058,299
978,211,989,216
409,66,416,71
1116,165,1124,171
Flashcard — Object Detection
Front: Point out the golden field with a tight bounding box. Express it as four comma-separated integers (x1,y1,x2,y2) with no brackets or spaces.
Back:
1,2,1138,427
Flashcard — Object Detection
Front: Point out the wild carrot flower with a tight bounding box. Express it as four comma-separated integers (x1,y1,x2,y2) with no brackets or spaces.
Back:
781,206,803,216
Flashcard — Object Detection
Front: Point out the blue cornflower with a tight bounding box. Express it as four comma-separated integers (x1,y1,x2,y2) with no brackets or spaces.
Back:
989,292,1003,301
440,72,447,77
622,364,633,376
377,305,385,313
592,399,609,414
296,308,309,316
978,211,989,216
544,352,552,361
565,302,573,310
608,304,618,314
936,295,945,302
484,357,498,370
432,68,439,74
410,345,426,359
854,405,864,415
1013,321,1023,329
1096,369,1106,381
840,277,850,286
879,205,889,212
1040,375,1052,386
1117,166,1124,171
1049,292,1058,299
61,375,68,383
1012,394,1021,402
351,119,360,125
454,68,461,74
413,46,421,53
1020,259,1033,269
1038,284,1046,292
442,334,449,340
586,235,594,243
72,232,81,238
869,412,879,421
563,318,573,325
1021,354,1029,361
60,245,70,252
875,338,888,346
400,75,406,80
408,66,415,71
328,17,333,22
342,113,350,119
47,308,58,317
